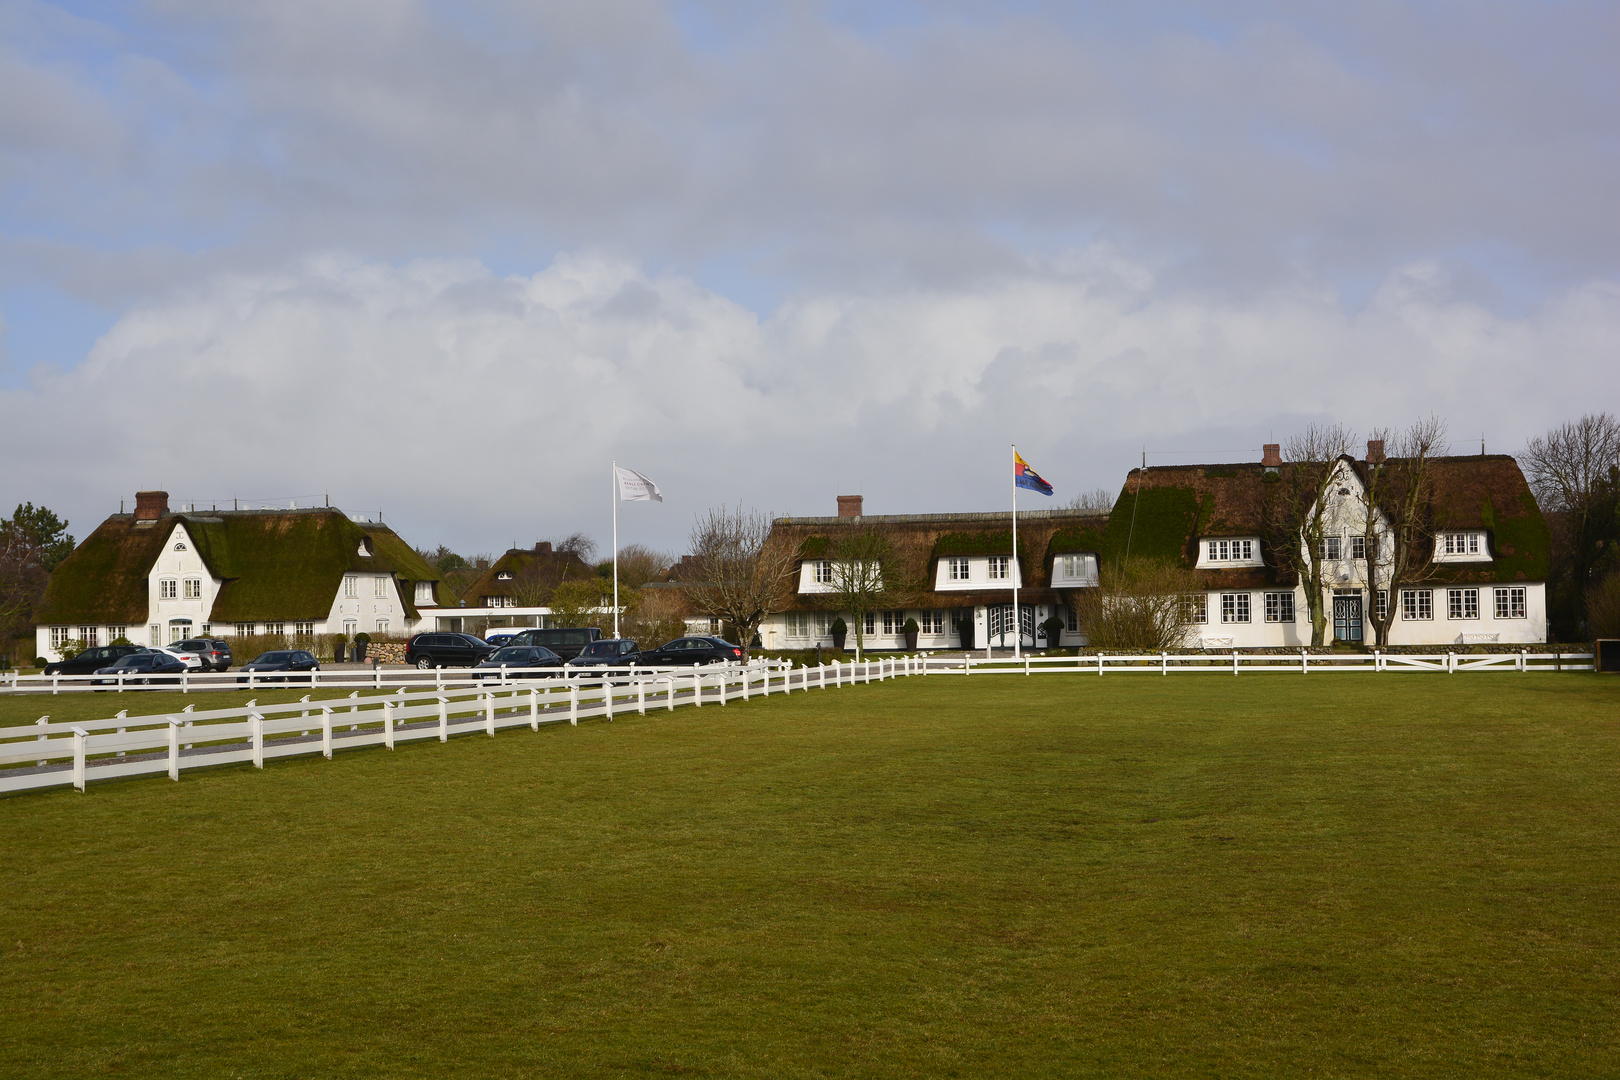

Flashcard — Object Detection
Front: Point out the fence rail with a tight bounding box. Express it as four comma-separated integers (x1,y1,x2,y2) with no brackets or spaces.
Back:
0,656,919,796
918,649,1595,675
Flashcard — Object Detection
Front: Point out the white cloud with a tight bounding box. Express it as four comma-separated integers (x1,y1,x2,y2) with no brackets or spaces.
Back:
4,252,1615,553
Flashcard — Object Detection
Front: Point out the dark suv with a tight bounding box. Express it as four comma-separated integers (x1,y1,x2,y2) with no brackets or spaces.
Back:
174,638,233,671
405,633,497,668
43,644,147,676
506,627,603,661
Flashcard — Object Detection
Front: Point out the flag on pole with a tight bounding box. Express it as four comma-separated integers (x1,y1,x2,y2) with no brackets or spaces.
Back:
1014,453,1053,496
615,467,663,502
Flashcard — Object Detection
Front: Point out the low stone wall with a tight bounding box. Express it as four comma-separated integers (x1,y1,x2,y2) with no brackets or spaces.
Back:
357,642,409,664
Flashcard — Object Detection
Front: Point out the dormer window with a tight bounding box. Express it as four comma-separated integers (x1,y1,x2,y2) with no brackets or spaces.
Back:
988,555,1011,580
358,539,372,557
1052,553,1100,586
948,557,970,581
496,571,513,581
1442,532,1480,556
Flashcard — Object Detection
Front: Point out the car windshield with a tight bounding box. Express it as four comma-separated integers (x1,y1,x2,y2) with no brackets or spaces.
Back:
252,652,293,663
489,647,533,663
110,655,147,668
578,642,620,658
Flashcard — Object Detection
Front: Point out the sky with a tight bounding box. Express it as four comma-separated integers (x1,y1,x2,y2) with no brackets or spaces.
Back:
2,0,1616,558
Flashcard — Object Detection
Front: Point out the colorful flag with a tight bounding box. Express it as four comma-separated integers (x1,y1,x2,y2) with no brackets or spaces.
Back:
1014,453,1053,496
615,466,663,502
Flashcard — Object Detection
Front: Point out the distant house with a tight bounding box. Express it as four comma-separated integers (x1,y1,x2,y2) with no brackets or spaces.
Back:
33,491,443,660
758,495,1110,651
1107,444,1550,647
457,542,594,609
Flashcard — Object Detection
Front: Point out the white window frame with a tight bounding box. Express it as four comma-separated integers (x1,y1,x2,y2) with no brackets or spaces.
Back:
344,575,358,599
1181,595,1208,624
1263,592,1295,623
1447,588,1479,620
415,580,433,603
107,625,127,643
294,621,314,637
1494,587,1526,620
1322,536,1342,561
159,578,178,600
1402,590,1433,621
987,556,1010,581
1350,536,1367,561
375,618,390,634
1375,591,1389,621
183,578,203,599
49,626,72,650
374,576,389,598
235,622,254,637
1220,593,1251,623
815,560,833,584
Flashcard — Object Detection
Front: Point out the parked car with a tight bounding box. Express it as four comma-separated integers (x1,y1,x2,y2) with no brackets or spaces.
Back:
237,650,320,683
405,633,497,669
484,631,524,647
43,644,146,676
92,651,187,686
505,627,603,661
565,639,642,670
160,644,209,671
471,645,566,680
173,637,232,671
640,636,745,667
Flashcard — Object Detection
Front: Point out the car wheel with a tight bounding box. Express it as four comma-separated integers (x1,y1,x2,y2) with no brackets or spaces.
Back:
415,655,435,669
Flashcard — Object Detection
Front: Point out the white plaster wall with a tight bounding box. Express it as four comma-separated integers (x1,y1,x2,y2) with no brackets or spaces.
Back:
324,573,409,637
147,523,222,645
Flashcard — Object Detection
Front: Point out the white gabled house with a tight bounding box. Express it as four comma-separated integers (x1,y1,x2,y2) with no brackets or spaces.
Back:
33,491,445,660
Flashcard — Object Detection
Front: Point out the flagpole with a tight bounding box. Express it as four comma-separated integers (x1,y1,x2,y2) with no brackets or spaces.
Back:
1011,443,1020,659
612,461,620,639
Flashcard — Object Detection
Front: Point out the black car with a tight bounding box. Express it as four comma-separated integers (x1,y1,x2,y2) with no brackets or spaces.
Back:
505,627,603,661
45,644,146,676
174,637,233,671
92,651,187,686
640,636,744,666
237,650,320,683
565,639,642,669
405,633,497,669
472,645,566,680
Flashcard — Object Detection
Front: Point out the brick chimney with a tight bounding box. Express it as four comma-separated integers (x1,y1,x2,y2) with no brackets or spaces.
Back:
837,495,863,518
534,541,552,553
1366,439,1385,464
1261,444,1282,472
133,491,169,522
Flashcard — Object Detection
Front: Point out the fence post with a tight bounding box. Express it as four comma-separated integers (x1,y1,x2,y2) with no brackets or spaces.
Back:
1520,649,1527,673
183,703,194,748
36,716,48,766
742,668,750,701
71,727,87,791
1098,652,1104,676
349,690,360,730
1302,650,1308,675
484,690,497,735
382,701,395,749
637,680,646,715
693,671,703,707
300,694,312,736
251,711,265,768
664,676,675,711
1375,649,1382,672
1232,649,1239,676
531,688,541,729
322,707,333,759
569,683,579,726
167,719,181,781
181,668,188,693
605,679,615,721
1447,651,1455,674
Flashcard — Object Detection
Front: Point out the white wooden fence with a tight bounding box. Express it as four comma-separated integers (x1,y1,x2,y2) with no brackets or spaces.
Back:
917,649,1595,675
0,656,920,796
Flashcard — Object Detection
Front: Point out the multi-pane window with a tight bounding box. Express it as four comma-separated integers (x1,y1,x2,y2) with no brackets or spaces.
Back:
1264,592,1295,623
266,622,286,636
1447,588,1479,620
184,578,203,599
170,623,190,644
1220,593,1251,623
49,626,72,649
78,626,99,647
294,622,314,638
863,612,876,635
375,619,389,634
149,624,161,644
1494,587,1527,619
1320,536,1343,561
1180,595,1208,624
200,624,211,637
919,610,945,634
882,610,905,635
1350,536,1367,560
815,560,833,584
1442,533,1482,556
235,622,254,636
1066,607,1079,632
988,556,1010,580
374,576,389,598
344,576,358,599
1056,554,1096,581
948,557,970,581
107,625,127,643
159,578,178,599
1402,590,1433,620
1376,591,1389,621
415,581,433,603
1207,540,1254,562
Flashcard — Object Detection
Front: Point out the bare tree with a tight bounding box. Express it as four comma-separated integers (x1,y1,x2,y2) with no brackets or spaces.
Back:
1263,424,1354,646
1072,559,1200,651
554,533,599,564
825,529,894,660
507,557,566,609
1359,416,1449,648
1521,413,1620,632
613,544,674,591
1066,487,1117,512
684,506,796,660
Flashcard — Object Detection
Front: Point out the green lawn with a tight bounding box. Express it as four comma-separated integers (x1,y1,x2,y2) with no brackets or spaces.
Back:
2,675,1618,1078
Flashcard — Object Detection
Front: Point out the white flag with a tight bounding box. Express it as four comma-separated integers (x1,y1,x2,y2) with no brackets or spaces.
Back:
616,466,663,502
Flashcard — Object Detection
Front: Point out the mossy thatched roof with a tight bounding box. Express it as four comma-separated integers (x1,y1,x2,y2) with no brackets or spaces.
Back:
459,546,594,606
35,509,441,625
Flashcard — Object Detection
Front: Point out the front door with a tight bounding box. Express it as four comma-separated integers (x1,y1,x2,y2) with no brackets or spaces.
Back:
1333,591,1364,643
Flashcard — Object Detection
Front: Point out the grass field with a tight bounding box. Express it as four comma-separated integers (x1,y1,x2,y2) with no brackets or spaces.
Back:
2,675,1617,1077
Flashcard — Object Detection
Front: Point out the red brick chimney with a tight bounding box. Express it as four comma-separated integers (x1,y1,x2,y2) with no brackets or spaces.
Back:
534,541,552,553
134,491,169,521
1366,439,1385,464
837,495,863,518
1261,444,1282,471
